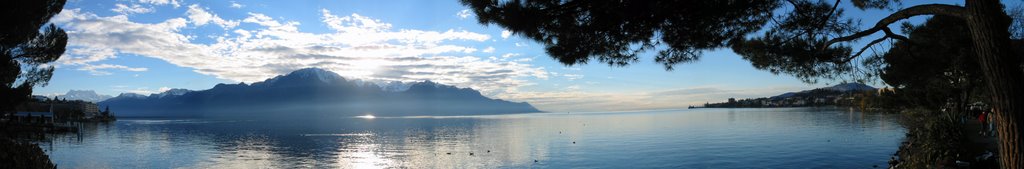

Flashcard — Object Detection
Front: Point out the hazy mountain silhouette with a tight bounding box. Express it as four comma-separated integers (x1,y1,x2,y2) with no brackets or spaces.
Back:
772,83,877,99
98,68,539,118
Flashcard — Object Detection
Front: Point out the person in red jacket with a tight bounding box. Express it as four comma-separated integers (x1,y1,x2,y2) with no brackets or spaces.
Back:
979,110,989,136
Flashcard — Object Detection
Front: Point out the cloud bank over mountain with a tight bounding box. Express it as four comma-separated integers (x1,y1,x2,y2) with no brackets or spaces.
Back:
50,4,547,97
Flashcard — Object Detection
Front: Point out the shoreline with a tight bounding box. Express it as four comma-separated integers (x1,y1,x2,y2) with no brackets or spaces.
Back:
1,120,113,169
889,109,999,168
1,123,60,169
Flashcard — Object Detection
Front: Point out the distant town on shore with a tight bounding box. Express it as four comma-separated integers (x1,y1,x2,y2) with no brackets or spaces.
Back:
12,95,116,124
700,83,883,108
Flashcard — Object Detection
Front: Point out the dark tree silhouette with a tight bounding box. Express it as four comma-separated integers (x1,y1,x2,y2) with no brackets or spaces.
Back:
462,0,1024,166
461,0,778,69
871,16,984,112
0,0,67,114
868,16,985,167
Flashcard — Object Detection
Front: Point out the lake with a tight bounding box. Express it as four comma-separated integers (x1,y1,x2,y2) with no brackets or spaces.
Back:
39,107,905,168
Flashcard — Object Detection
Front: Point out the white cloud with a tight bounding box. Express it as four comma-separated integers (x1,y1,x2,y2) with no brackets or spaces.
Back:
322,10,391,33
52,7,548,96
186,4,239,29
240,13,301,33
77,64,148,76
242,13,285,27
138,0,181,8
230,1,244,8
482,46,495,53
59,47,117,65
563,74,583,81
514,42,528,47
111,4,154,15
456,9,473,19
158,87,172,92
501,53,519,58
501,30,511,39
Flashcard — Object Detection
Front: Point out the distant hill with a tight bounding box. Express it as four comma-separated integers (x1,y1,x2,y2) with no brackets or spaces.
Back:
51,90,113,103
99,68,540,117
771,83,876,99
706,83,878,108
822,83,876,92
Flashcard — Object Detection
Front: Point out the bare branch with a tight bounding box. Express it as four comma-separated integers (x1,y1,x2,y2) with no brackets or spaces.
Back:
825,4,967,46
845,36,889,63
881,28,910,42
840,27,913,64
820,0,842,28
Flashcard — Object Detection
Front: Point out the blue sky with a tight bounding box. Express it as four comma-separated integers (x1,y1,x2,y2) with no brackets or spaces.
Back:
34,0,1022,112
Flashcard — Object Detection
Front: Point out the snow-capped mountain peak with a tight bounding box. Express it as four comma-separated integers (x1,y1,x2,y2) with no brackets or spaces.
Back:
287,68,345,84
152,88,191,98
53,90,114,103
381,81,412,92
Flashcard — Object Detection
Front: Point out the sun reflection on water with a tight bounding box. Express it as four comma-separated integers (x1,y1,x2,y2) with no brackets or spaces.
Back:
336,134,392,168
355,114,376,119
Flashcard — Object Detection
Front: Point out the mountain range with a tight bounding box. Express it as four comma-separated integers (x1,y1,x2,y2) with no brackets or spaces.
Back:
50,90,114,103
98,68,540,118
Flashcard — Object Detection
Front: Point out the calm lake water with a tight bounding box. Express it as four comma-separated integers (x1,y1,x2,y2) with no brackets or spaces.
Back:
40,107,904,168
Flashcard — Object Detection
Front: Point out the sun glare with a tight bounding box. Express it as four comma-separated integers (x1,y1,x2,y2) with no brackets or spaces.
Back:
346,59,390,79
356,114,376,119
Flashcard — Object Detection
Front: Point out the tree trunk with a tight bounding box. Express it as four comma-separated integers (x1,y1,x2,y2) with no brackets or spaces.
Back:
964,0,1024,168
